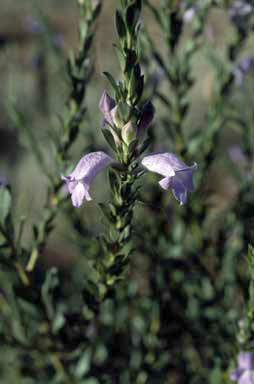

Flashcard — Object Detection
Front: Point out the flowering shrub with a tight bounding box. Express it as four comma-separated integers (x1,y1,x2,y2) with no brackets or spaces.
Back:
0,0,254,383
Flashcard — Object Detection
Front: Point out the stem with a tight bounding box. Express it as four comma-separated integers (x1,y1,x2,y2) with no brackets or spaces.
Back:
99,0,148,290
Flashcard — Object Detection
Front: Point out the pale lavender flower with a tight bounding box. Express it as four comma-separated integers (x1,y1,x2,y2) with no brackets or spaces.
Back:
228,145,248,165
183,7,196,23
61,151,114,208
141,152,197,205
229,1,253,28
230,352,254,383
0,176,8,188
233,58,254,85
181,1,202,23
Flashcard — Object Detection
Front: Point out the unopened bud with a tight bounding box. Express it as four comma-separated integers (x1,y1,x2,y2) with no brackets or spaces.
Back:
121,121,137,145
111,105,124,129
99,91,115,126
138,101,155,139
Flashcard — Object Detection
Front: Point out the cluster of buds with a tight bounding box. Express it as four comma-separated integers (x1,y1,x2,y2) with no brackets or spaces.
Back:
99,90,154,161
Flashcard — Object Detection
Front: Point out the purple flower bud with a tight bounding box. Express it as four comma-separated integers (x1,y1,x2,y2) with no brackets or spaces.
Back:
230,352,254,383
99,91,122,147
99,91,116,127
138,101,155,139
141,152,197,205
61,151,114,208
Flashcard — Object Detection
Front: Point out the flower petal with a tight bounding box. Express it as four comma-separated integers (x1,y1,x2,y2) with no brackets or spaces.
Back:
170,177,187,205
141,153,176,177
71,182,87,208
69,151,114,182
61,175,77,193
141,152,195,178
239,370,254,384
62,151,115,207
159,175,187,205
238,353,254,370
230,368,243,382
158,176,172,190
175,163,197,192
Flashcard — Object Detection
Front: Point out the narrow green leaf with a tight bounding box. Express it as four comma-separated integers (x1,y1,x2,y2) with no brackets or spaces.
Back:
103,72,119,95
115,10,126,39
41,267,59,320
75,348,92,378
0,186,11,227
101,128,117,151
108,169,119,192
98,203,116,224
126,2,141,32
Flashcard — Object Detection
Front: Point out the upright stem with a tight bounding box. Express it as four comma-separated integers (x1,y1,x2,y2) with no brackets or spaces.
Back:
98,0,153,290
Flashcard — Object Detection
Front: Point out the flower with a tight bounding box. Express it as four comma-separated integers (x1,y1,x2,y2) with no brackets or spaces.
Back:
229,1,253,29
233,58,254,86
61,151,114,207
228,145,248,166
141,152,197,205
183,7,196,23
230,352,254,383
0,176,8,188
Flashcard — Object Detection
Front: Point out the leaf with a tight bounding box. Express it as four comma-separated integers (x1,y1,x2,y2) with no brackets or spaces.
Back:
75,348,92,378
101,128,117,152
117,100,131,122
103,72,119,96
114,44,125,72
0,186,12,227
41,267,59,320
115,10,126,40
80,379,99,384
138,137,151,155
108,169,119,193
126,1,141,32
0,270,27,344
98,203,116,224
